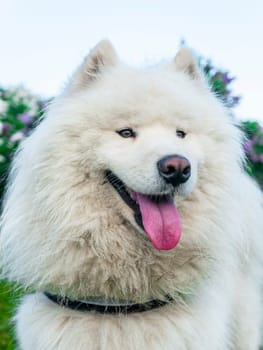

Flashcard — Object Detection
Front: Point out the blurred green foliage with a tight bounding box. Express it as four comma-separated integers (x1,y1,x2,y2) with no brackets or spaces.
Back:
0,280,21,350
200,57,240,108
0,86,45,200
242,120,263,186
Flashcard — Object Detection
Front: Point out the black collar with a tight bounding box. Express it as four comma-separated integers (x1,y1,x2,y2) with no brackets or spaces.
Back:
44,292,172,314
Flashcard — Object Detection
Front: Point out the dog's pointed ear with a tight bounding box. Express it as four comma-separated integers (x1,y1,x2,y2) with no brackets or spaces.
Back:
68,40,118,92
174,47,206,85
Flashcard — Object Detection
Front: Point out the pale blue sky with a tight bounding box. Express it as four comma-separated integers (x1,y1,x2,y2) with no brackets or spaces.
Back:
1,0,263,121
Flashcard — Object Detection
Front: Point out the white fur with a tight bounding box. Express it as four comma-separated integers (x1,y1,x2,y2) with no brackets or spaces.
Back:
1,41,263,349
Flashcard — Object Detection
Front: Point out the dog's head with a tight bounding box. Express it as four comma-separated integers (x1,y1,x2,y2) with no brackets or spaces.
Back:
0,41,244,300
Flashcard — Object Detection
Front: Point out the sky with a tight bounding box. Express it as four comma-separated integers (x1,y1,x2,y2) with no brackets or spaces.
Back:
1,0,263,121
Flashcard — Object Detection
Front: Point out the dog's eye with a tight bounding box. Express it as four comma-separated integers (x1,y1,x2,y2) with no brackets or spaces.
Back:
117,128,136,138
176,130,186,138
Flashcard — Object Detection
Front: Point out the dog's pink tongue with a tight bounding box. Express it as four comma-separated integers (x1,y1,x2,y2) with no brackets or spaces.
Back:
134,193,181,250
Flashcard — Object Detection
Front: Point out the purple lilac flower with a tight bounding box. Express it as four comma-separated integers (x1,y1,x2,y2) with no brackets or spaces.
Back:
18,112,33,126
244,140,253,154
10,131,25,143
3,123,11,134
0,99,8,114
251,153,259,162
222,73,234,84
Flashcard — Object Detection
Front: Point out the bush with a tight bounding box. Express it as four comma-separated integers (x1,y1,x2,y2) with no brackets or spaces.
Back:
0,86,46,200
0,280,21,350
199,56,240,108
242,120,263,186
199,55,263,186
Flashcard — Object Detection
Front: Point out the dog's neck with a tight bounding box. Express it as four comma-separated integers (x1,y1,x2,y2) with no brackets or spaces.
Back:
44,292,172,314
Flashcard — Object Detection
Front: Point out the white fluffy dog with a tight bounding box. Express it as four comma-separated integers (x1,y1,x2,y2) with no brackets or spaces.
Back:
1,41,263,350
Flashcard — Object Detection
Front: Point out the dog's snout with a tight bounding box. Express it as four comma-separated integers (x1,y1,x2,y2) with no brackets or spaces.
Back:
157,155,191,186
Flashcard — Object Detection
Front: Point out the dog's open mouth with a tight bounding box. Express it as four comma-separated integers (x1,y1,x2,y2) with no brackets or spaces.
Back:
105,171,182,250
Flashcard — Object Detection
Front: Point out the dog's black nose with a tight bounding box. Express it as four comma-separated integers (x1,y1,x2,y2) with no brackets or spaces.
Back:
157,155,191,186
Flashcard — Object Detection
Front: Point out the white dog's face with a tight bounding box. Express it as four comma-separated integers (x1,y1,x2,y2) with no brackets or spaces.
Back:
0,41,243,299
49,40,241,253
100,123,198,196
96,121,201,250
